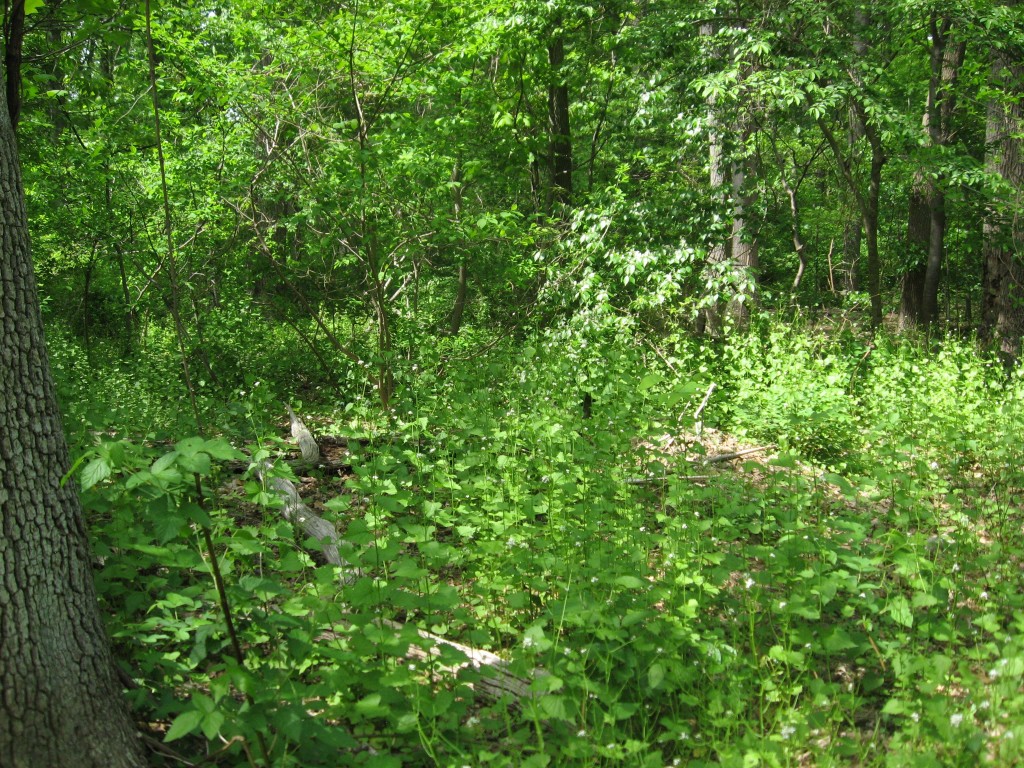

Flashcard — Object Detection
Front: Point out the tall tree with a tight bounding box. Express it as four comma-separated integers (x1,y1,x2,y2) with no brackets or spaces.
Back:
899,14,965,330
0,35,144,768
547,10,573,209
980,0,1024,361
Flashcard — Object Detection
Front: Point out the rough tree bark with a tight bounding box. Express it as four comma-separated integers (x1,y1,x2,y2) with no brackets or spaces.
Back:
0,57,145,768
980,3,1024,362
899,16,964,330
699,21,758,334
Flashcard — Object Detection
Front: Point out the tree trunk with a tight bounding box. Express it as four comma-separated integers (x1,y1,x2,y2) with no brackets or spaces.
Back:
842,216,861,292
862,119,885,328
4,0,24,131
699,19,759,333
820,109,886,328
980,6,1024,362
899,184,929,330
842,102,864,294
548,27,572,209
729,155,758,324
448,158,469,336
0,57,145,768
915,18,964,328
701,23,729,336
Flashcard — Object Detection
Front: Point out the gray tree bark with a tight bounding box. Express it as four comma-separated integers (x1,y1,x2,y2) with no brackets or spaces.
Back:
699,21,758,335
981,4,1024,362
0,57,145,768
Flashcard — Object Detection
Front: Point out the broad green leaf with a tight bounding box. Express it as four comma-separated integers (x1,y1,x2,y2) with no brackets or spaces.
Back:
201,710,225,741
648,662,665,689
539,694,570,720
639,373,663,391
152,451,179,473
887,595,913,628
614,575,646,589
355,693,389,716
164,710,203,742
175,436,206,456
823,627,859,652
203,438,246,460
81,458,111,490
177,451,211,476
153,513,186,544
324,495,350,512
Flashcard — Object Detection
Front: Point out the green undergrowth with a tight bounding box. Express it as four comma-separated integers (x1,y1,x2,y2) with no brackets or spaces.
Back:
72,325,1024,767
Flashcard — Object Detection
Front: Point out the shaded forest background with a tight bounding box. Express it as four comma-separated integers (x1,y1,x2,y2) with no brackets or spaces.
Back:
17,0,1023,415
6,0,1024,766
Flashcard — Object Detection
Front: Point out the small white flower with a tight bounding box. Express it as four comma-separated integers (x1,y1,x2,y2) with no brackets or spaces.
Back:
780,725,796,740
911,712,920,722
779,601,787,609
576,729,586,737
980,591,989,600
952,562,960,572
523,636,535,649
950,713,964,728
744,577,755,590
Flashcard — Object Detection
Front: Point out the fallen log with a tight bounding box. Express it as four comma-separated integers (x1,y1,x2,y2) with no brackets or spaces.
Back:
703,444,775,464
287,405,320,465
624,444,775,486
253,460,362,586
382,620,536,701
265,409,538,704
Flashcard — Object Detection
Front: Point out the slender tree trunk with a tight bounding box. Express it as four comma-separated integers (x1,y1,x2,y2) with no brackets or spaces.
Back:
448,159,468,335
0,56,145,768
841,102,864,294
787,182,807,291
919,18,964,327
980,6,1024,362
842,216,861,292
4,0,24,131
701,110,728,333
699,21,758,333
862,118,885,327
729,154,758,323
548,26,572,209
820,110,885,327
700,22,730,335
899,184,929,330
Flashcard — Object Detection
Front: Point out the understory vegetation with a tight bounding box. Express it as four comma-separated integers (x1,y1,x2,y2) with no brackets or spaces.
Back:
58,319,1024,767
11,0,1023,764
